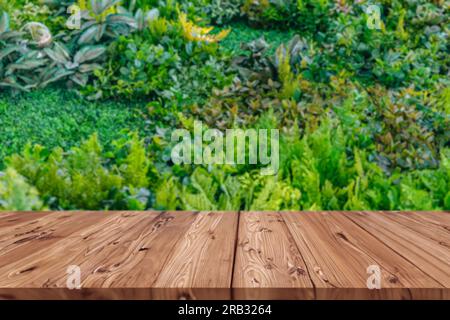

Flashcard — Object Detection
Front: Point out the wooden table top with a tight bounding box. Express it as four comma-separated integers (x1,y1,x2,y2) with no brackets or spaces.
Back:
0,211,449,300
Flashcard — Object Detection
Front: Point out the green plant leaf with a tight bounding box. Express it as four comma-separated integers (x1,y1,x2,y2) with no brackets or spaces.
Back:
0,45,20,61
79,63,101,73
40,69,75,87
7,59,47,71
78,25,102,45
70,72,89,86
0,11,10,34
106,14,137,28
74,45,106,64
44,42,70,64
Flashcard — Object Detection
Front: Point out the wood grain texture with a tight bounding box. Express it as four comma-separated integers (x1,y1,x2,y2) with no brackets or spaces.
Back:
0,211,448,300
153,211,238,299
380,212,450,245
344,212,450,288
79,211,197,289
284,212,448,299
0,212,151,288
233,212,314,299
0,212,110,269
0,212,53,229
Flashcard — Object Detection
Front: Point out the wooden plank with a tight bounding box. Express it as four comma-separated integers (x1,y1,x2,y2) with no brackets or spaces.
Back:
282,212,444,299
0,212,111,268
0,288,155,300
80,211,197,289
0,212,53,229
386,212,450,243
327,213,444,299
368,211,450,227
0,211,199,300
0,211,448,300
410,211,450,225
233,211,314,299
0,212,154,289
153,212,238,300
344,211,450,287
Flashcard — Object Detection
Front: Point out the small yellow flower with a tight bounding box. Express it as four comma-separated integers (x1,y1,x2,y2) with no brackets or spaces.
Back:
179,13,230,43
77,0,117,22
78,0,88,10
301,58,308,68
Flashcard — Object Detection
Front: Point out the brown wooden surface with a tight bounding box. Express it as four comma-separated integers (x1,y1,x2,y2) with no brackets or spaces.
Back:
233,212,314,300
0,211,448,300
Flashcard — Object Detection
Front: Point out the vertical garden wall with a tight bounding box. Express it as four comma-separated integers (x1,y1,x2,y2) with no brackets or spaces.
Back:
0,0,449,211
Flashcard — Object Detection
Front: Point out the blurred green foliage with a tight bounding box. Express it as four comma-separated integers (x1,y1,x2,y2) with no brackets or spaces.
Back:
0,0,449,211
0,89,154,164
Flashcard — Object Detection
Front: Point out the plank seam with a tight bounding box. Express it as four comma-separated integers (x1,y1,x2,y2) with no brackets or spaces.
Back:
381,213,450,246
279,212,317,299
150,211,201,290
230,210,241,299
342,212,448,288
143,211,181,287
0,212,114,269
328,214,417,297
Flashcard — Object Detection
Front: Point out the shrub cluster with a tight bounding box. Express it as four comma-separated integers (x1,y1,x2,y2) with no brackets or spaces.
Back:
0,0,448,211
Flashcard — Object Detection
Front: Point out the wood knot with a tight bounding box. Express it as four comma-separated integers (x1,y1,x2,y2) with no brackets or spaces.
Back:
38,234,59,241
335,232,349,242
264,263,274,270
290,267,306,276
94,266,109,274
439,241,449,248
19,266,37,274
153,216,174,230
208,230,216,239
388,275,399,284
239,239,249,247
313,266,330,283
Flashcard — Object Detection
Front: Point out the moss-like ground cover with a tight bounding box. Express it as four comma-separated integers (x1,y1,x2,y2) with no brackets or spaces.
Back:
0,89,152,164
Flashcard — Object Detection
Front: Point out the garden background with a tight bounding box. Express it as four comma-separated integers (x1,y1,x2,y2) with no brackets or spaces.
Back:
0,0,448,211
